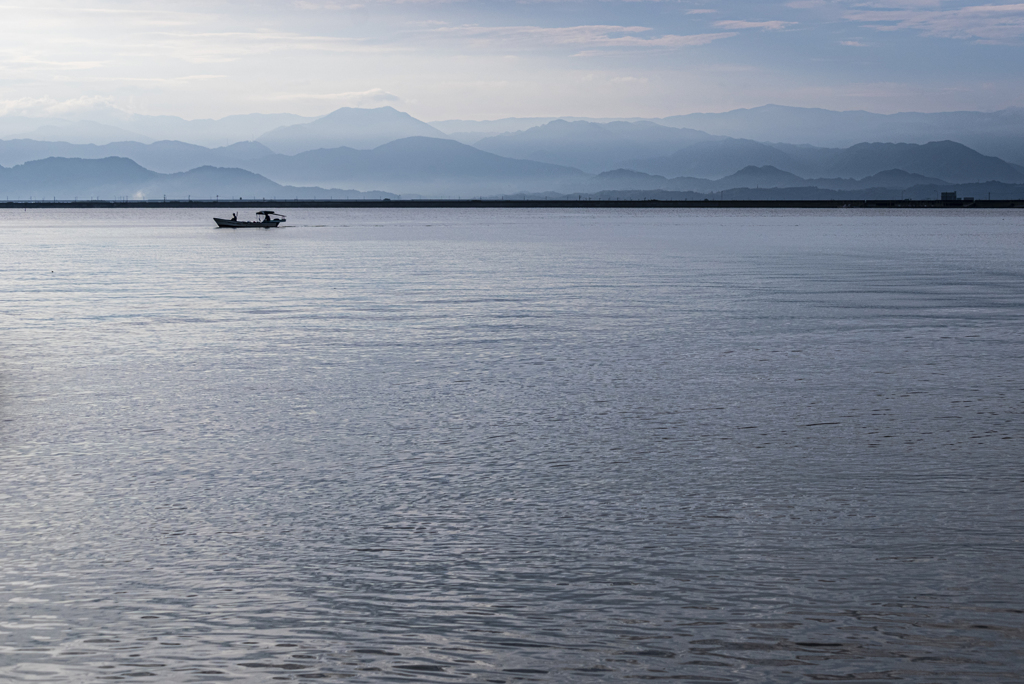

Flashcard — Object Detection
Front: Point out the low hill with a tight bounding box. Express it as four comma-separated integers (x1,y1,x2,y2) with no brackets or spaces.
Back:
702,166,949,191
715,165,805,188
587,169,686,192
819,169,948,190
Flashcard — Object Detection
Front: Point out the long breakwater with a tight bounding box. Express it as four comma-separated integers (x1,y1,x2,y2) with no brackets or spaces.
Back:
2,198,1023,209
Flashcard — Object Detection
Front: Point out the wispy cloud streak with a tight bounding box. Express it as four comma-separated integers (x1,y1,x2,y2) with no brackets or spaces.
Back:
847,3,1024,42
714,20,795,30
425,24,737,50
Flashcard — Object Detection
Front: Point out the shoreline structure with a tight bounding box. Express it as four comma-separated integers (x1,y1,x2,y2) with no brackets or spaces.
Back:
2,198,1022,209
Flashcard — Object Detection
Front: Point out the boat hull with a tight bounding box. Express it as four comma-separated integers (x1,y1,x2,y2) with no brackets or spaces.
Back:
214,218,284,228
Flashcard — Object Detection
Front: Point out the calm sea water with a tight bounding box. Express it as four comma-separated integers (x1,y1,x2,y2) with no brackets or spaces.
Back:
1,208,1023,683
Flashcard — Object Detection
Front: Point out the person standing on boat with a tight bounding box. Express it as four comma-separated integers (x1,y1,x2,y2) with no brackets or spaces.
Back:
231,212,237,221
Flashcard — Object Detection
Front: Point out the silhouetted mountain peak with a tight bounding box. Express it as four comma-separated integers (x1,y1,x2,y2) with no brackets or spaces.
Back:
723,165,804,184
733,164,788,174
214,141,276,160
594,168,667,180
858,168,948,185
257,107,448,155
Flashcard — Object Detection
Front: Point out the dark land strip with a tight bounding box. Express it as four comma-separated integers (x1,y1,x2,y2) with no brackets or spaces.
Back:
2,199,1023,209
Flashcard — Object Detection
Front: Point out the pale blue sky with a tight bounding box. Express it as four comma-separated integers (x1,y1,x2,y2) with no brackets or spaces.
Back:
2,0,1022,120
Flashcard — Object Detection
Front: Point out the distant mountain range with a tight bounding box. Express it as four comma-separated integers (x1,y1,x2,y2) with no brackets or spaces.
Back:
2,154,1020,202
2,104,1024,199
3,102,1022,161
656,105,1024,164
432,106,1024,165
7,129,1019,187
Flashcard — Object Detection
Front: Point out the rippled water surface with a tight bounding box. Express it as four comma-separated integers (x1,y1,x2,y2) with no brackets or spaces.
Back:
2,208,1023,682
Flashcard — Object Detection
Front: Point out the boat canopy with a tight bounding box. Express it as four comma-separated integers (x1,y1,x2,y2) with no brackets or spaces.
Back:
256,210,285,216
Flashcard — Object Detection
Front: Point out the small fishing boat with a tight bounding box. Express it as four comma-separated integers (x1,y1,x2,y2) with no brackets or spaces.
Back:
214,211,286,228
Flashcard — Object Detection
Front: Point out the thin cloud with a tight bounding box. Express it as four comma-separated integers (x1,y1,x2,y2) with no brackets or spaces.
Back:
714,20,796,30
136,29,407,64
294,1,362,8
100,74,228,83
272,88,401,104
849,1,945,7
427,24,737,50
846,3,1024,42
0,95,118,117
2,56,103,70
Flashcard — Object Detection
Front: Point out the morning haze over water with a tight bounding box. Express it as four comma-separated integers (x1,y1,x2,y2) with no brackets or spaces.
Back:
1,208,1022,681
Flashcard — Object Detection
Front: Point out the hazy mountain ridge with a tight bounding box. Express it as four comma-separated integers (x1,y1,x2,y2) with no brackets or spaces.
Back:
437,106,1024,167
0,111,314,147
823,141,1023,184
623,139,1024,184
5,102,1024,166
473,120,718,174
0,139,276,174
0,157,394,200
624,138,798,179
239,137,590,196
475,120,1024,182
656,105,1024,165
